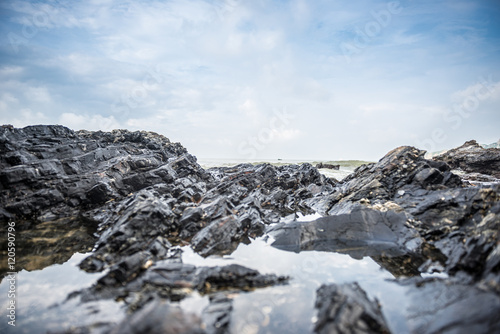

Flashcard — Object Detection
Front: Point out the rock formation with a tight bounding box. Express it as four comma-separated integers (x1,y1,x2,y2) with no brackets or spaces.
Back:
434,139,500,179
1,125,499,333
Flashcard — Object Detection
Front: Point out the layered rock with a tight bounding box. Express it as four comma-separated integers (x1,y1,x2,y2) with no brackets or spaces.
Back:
0,125,328,332
1,126,499,333
272,144,500,333
0,124,200,221
287,145,500,281
434,139,500,179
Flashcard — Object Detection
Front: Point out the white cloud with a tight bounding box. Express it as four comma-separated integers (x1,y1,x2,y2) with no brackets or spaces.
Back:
273,128,301,141
6,108,48,127
0,66,24,76
239,99,264,125
0,92,19,107
59,113,121,131
61,53,97,76
125,114,173,134
291,0,311,28
451,79,500,103
24,86,51,103
1,0,499,160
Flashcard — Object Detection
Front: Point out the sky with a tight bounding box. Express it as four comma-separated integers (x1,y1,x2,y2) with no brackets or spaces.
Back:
0,0,499,161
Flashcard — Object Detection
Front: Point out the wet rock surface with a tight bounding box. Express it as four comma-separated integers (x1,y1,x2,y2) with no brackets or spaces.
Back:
399,277,500,334
434,139,500,179
1,126,500,333
0,125,197,219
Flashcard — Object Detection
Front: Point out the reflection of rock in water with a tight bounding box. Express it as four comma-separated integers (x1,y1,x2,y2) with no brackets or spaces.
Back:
0,216,98,278
202,292,234,334
371,254,423,278
268,205,428,277
269,205,421,254
110,298,205,334
315,282,391,334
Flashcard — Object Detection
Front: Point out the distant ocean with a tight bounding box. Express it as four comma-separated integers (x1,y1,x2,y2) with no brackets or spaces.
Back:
198,158,372,181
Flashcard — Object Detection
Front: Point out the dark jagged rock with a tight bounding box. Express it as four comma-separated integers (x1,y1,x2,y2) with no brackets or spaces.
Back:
270,145,500,330
77,162,335,271
79,188,177,273
316,162,340,170
394,185,500,279
191,215,246,257
294,146,499,280
77,258,287,310
325,146,463,213
2,125,500,333
0,125,204,221
304,146,462,216
0,125,296,331
434,140,500,179
314,283,391,334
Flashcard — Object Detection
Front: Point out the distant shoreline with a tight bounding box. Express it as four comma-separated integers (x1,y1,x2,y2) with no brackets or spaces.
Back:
197,158,371,181
197,158,372,168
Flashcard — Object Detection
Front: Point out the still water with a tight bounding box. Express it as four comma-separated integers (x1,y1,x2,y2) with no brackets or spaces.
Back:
180,235,411,333
1,224,413,333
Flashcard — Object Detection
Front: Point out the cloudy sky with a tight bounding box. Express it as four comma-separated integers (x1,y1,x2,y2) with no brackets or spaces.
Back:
1,0,499,161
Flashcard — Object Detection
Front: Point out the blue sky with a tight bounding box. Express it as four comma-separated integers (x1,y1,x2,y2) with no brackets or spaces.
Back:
1,0,499,160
